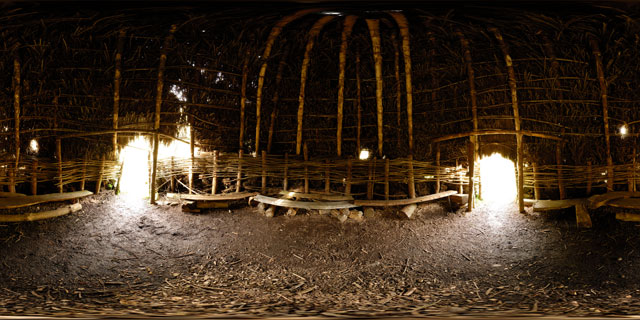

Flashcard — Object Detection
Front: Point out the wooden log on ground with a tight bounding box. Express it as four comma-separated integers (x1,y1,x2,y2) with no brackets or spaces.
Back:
616,212,640,222
588,191,640,209
331,209,349,222
366,18,384,156
0,191,93,209
349,209,363,222
590,38,614,192
285,208,298,216
533,199,586,212
354,190,457,207
575,202,592,228
603,197,640,210
196,201,229,209
400,204,417,219
236,150,243,193
31,159,38,195
0,203,82,223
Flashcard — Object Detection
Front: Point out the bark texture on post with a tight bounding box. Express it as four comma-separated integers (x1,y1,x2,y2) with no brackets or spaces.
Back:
189,120,195,194
589,38,614,192
261,151,267,194
283,153,289,191
336,15,356,157
256,9,320,153
435,144,441,193
366,19,384,157
31,159,38,195
150,25,176,204
390,13,414,155
490,27,524,213
346,157,352,195
113,29,125,160
296,16,335,155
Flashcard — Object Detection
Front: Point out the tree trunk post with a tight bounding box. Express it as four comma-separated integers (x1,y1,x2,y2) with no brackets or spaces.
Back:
11,55,21,194
436,143,441,193
556,142,565,200
532,162,540,200
390,13,414,155
170,156,175,192
303,142,309,193
96,155,105,194
384,157,390,201
283,153,289,191
324,159,330,193
211,151,218,194
189,121,195,194
239,49,250,150
336,16,356,157
587,160,592,195
31,159,38,195
57,138,63,193
261,150,267,194
356,52,362,153
81,152,88,191
113,29,125,160
236,150,243,193
366,19,384,157
408,154,416,198
367,158,374,200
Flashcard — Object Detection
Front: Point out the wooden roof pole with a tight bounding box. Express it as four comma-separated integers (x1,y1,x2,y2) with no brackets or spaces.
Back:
296,16,335,155
336,15,357,157
490,27,524,213
150,24,176,205
392,33,402,150
366,19,384,157
11,51,20,194
390,13,414,156
356,51,362,154
239,49,250,150
267,46,288,153
112,29,125,160
255,9,321,154
589,37,614,192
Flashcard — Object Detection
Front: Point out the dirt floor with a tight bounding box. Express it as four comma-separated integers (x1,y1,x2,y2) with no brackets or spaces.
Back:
1,191,640,318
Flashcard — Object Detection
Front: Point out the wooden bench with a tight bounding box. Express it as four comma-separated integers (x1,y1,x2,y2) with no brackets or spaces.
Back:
167,192,258,212
533,199,592,228
0,191,93,210
278,190,353,201
0,192,26,198
251,194,357,210
353,190,457,207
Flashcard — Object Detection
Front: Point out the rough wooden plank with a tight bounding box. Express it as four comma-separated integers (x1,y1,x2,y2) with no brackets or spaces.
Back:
533,199,585,212
279,190,353,201
575,202,592,228
0,203,82,223
616,212,640,222
253,195,357,210
353,190,457,207
0,191,93,210
0,192,26,198
588,192,640,209
166,192,257,201
607,198,640,210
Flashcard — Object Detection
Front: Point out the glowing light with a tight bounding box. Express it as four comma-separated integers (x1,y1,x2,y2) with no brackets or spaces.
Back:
359,149,370,160
478,153,517,205
321,11,343,15
620,125,628,137
170,85,187,102
29,139,39,153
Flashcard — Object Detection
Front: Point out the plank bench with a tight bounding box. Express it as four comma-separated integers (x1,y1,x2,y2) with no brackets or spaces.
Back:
353,190,458,207
533,198,591,228
0,190,93,210
251,194,357,210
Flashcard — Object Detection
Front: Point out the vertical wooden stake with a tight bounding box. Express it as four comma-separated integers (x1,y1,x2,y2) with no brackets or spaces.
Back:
11,55,21,194
346,157,352,195
211,151,218,194
390,13,414,155
556,142,565,200
57,138,63,193
261,151,267,194
532,162,540,200
366,19,384,157
590,38,614,192
408,154,416,198
356,52,362,153
324,159,330,193
96,155,105,194
392,34,402,150
113,29,125,160
150,25,176,204
456,159,463,194
337,16,356,157
8,166,15,194
240,49,250,150
384,158,390,201
367,158,374,200
587,160,592,195
296,16,335,155
283,153,289,191
303,143,309,193
630,147,636,192
467,138,475,212
236,150,243,193
189,123,195,194
81,152,88,191
31,159,38,195
435,143,441,193
170,156,175,192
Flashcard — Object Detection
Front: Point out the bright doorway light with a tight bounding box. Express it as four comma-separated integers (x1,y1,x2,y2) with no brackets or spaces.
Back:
29,139,39,153
359,149,370,160
478,153,517,204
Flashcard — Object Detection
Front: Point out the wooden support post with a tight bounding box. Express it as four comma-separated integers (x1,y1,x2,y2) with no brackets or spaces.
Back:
11,55,21,194
30,159,38,195
408,154,416,198
113,29,125,160
337,16,356,157
261,151,267,194
384,158,390,201
587,160,592,195
189,122,195,194
8,166,15,194
267,47,288,154
170,157,175,192
324,159,330,193
150,25,176,204
236,150,243,193
296,16,335,155
256,9,319,153
435,143,441,193
239,49,250,150
367,158,374,200
456,159,463,194
356,52,362,153
390,13,414,155
283,153,289,191
115,159,124,195
303,143,309,193
533,162,540,200
81,152,88,191
467,138,475,212
556,142,565,199
630,147,636,192
590,38,614,192
392,34,402,150
56,138,63,193
491,27,524,213
366,19,384,157
211,151,218,194
346,157,352,195
96,155,105,194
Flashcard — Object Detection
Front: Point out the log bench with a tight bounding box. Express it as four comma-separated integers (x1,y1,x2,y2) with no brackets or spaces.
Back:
352,190,457,207
278,190,354,201
251,194,357,210
166,192,258,213
533,199,592,228
0,192,26,198
0,190,93,210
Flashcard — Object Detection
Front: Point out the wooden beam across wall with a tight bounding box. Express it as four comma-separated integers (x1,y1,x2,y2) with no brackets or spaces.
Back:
336,15,356,157
366,19,384,157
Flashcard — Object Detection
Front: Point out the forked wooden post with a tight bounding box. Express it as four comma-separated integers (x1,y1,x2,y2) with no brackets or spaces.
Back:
56,138,63,193
236,150,243,193
283,153,289,191
211,151,218,194
261,151,267,194
81,152,88,191
384,158,390,201
587,160,592,195
31,159,38,195
556,142,565,199
435,143,441,193
367,158,374,200
532,162,540,200
408,154,416,198
96,155,105,194
589,38,614,192
467,138,475,211
324,159,330,193
303,143,309,193
345,157,352,195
